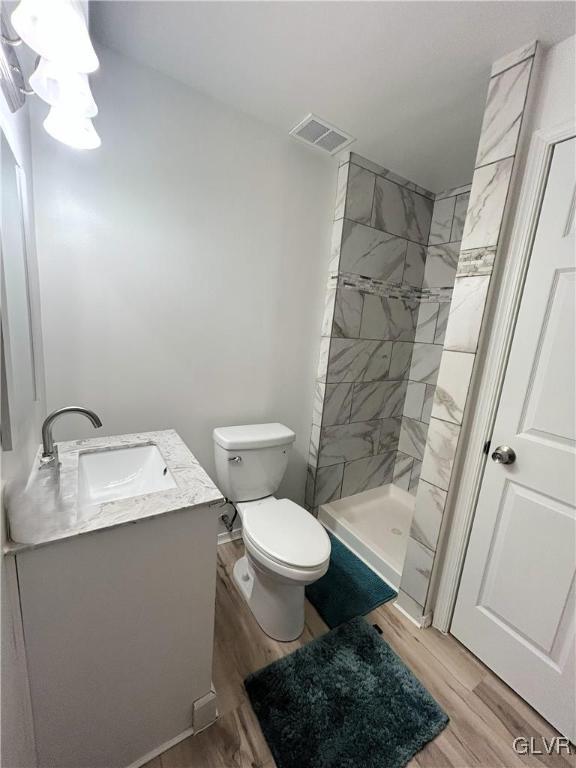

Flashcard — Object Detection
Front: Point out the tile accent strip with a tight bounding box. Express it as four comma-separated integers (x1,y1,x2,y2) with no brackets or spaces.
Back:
399,41,538,613
456,247,497,277
338,274,453,303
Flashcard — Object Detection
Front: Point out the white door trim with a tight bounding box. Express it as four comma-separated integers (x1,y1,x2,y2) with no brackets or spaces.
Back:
432,118,576,633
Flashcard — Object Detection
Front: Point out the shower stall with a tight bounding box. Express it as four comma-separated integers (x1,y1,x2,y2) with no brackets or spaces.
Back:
306,153,470,590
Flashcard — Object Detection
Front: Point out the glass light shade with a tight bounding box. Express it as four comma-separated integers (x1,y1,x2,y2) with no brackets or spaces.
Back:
30,58,97,117
43,106,101,150
11,0,99,73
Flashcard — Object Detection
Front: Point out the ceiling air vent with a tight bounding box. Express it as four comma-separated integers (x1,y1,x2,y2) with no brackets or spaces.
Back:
289,114,355,155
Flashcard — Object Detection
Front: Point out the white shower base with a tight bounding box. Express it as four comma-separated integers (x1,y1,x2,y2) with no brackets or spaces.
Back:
319,484,415,590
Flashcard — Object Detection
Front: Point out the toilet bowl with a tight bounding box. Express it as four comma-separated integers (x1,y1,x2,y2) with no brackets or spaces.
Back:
213,423,331,641
234,497,330,640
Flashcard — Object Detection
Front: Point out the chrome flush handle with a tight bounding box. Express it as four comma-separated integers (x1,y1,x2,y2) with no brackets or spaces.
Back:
491,445,516,465
228,456,242,463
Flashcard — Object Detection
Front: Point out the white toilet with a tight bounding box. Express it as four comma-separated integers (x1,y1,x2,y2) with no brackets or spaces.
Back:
213,422,331,641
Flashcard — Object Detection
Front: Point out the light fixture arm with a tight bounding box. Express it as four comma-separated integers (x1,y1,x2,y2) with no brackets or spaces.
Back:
0,32,21,46
0,18,25,112
6,52,39,97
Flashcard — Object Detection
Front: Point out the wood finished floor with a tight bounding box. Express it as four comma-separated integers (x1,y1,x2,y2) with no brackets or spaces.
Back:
146,540,574,768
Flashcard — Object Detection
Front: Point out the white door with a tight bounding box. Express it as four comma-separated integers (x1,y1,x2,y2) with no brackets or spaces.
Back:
452,136,576,740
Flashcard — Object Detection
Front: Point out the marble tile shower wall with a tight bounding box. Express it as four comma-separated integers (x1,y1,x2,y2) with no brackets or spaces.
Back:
393,186,471,495
305,153,470,511
396,42,538,624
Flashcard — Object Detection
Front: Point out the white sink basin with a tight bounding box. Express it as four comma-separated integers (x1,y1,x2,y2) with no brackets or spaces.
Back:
78,444,177,505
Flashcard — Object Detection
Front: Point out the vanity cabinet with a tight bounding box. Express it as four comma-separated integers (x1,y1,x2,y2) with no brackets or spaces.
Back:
15,505,219,768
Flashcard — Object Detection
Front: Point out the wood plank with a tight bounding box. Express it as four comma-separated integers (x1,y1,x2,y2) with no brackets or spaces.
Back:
141,759,162,768
472,676,576,768
371,606,528,767
159,703,271,768
142,541,572,768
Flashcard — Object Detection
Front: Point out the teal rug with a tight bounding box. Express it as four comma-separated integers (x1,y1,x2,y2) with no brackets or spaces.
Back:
305,532,397,628
245,617,448,768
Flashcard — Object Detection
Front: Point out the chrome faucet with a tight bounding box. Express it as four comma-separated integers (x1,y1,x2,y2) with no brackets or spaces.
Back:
41,406,103,467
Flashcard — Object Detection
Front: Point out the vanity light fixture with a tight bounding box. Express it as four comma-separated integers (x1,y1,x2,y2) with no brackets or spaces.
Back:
1,0,101,149
11,0,99,73
30,58,97,118
44,105,101,150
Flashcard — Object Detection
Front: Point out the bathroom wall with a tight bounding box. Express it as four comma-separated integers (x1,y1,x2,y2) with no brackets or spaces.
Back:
305,154,435,509
29,45,336,515
397,41,539,623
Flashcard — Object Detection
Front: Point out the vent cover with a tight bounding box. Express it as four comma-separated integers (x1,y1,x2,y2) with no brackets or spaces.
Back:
289,114,355,155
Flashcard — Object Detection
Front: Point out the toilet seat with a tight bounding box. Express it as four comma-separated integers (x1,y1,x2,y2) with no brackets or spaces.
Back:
243,536,329,584
240,497,331,572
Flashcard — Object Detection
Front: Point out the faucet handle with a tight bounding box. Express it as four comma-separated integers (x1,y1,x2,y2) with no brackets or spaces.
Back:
40,445,59,469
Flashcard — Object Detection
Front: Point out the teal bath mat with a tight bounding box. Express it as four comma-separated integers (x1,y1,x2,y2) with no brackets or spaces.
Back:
245,617,448,768
305,532,396,627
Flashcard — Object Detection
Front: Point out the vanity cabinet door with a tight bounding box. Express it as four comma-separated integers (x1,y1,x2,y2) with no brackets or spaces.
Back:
17,506,218,768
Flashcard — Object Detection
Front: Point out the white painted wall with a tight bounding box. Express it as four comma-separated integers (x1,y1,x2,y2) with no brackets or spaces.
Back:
30,46,336,521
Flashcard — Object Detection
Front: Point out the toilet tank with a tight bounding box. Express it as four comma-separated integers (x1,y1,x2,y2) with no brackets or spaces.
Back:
213,423,296,502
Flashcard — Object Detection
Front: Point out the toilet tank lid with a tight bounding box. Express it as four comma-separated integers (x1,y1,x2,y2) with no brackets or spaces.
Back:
213,423,296,450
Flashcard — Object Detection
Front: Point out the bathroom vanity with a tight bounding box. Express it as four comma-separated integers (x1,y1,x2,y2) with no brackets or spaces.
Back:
6,430,224,768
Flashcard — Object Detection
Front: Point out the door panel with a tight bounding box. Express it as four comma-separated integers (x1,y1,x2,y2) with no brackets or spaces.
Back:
519,268,575,445
479,481,574,657
452,137,576,740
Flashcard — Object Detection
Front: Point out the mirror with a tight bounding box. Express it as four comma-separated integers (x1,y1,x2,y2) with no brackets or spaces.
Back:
1,132,38,455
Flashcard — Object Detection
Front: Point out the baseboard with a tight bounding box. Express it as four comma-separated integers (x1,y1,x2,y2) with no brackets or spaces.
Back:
217,528,242,545
394,600,433,629
125,686,219,768
125,727,194,768
193,689,218,733
420,611,433,629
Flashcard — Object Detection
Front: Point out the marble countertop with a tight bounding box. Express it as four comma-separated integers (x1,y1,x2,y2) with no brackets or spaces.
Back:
5,430,224,554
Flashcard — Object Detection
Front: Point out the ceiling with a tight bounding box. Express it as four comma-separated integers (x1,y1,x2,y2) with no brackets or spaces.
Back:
91,1,575,192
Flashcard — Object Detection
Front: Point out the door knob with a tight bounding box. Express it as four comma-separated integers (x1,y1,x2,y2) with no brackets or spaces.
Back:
491,445,516,465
